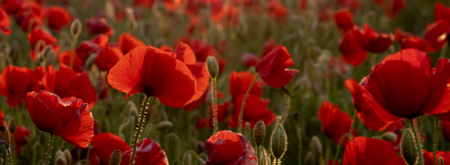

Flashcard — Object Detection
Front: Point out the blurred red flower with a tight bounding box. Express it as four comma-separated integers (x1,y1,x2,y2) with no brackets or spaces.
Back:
435,2,450,22
229,71,263,102
25,90,94,148
186,39,217,62
267,0,289,23
241,53,260,67
95,46,124,71
76,41,100,65
423,150,450,165
261,38,277,57
163,0,183,12
318,101,357,145
337,0,361,10
42,65,98,110
353,24,394,53
133,0,156,9
0,65,40,107
91,133,131,165
334,9,354,31
57,50,83,72
345,79,388,131
27,28,60,61
256,45,299,88
384,0,406,18
108,46,197,108
86,17,114,36
92,34,110,47
47,6,70,31
395,29,428,52
424,20,449,53
121,138,169,165
229,95,276,128
205,130,258,165
15,126,31,155
339,32,368,66
159,45,173,52
118,33,146,54
360,49,450,123
0,8,12,35
343,137,405,165
15,2,46,31
198,102,230,129
1,0,24,14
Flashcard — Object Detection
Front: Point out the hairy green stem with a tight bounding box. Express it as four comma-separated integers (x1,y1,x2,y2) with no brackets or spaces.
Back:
44,134,54,165
238,76,259,133
211,78,218,134
333,133,353,161
410,119,424,165
434,115,439,165
144,98,159,138
130,96,151,165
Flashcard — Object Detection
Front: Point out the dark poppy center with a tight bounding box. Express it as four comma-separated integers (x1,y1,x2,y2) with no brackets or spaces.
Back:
144,86,154,96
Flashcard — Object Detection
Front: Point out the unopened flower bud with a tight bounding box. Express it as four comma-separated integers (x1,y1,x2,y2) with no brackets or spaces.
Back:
109,150,122,165
270,125,287,159
304,151,315,165
400,128,418,165
84,54,98,70
156,121,173,131
63,149,72,165
206,56,219,79
253,119,266,147
310,136,323,156
8,119,16,133
382,132,397,142
70,19,82,38
55,150,67,165
45,48,56,65
0,125,10,148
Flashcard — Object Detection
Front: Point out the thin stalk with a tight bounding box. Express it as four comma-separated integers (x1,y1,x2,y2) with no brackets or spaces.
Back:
6,148,11,165
333,133,353,161
44,134,54,165
211,78,218,134
69,36,78,68
143,98,159,138
421,116,425,144
278,90,291,125
275,158,278,165
434,115,439,165
410,119,424,165
238,76,259,133
130,96,151,165
348,111,357,134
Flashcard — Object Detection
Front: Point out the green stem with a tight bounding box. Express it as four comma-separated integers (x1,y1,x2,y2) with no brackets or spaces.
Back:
238,76,259,133
143,98,159,138
44,134,54,165
130,96,151,165
348,111,357,134
69,36,78,68
410,119,424,165
278,90,291,125
6,148,11,165
275,158,278,165
434,115,439,165
211,78,218,134
333,133,353,161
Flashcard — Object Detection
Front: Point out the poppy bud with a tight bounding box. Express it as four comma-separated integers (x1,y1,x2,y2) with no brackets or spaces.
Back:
206,56,219,79
109,150,122,165
0,126,10,148
382,132,398,142
8,119,16,134
63,149,72,165
400,128,418,165
55,150,67,165
304,151,315,165
253,119,266,147
270,125,287,159
310,136,323,156
70,19,82,38
83,53,98,70
156,121,173,131
45,48,56,66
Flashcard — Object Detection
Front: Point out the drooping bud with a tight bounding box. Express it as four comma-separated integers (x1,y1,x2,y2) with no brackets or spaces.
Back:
83,53,98,70
55,150,67,165
63,149,72,165
253,119,266,147
400,128,418,165
310,136,323,156
70,19,82,38
382,132,398,142
156,121,173,131
206,56,219,79
0,125,10,148
270,125,287,159
8,119,16,133
304,151,315,165
109,150,122,165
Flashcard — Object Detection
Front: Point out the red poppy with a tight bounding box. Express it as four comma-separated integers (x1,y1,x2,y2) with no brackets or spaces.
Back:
255,45,299,88
339,32,368,66
385,120,404,152
15,2,46,31
395,29,428,51
121,138,169,165
47,6,70,31
86,17,114,36
345,79,388,131
108,46,197,108
205,130,258,165
261,38,278,57
186,16,207,36
241,53,260,67
209,0,227,22
435,2,450,22
27,28,60,61
424,20,450,53
92,34,110,47
229,71,263,102
25,90,94,148
186,0,205,16
57,50,83,72
385,0,406,18
318,101,357,145
267,0,289,23
199,102,230,129
159,45,173,52
184,86,224,111
223,5,240,27
91,133,131,165
2,0,24,14
423,150,450,165
229,95,276,128
187,39,217,62
343,137,405,165
353,24,394,53
42,65,98,110
76,41,101,64
0,8,11,35
118,33,146,54
318,6,332,22
163,0,183,12
15,126,31,155
334,9,354,31
360,49,450,123
0,65,40,107
133,0,156,9
95,46,124,71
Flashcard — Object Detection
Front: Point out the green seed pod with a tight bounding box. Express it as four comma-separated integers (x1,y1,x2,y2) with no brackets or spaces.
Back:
304,151,315,165
55,150,67,165
382,132,398,142
109,150,122,165
63,149,72,165
400,128,418,165
70,19,82,38
8,119,16,134
253,119,266,147
156,120,173,131
270,125,287,159
310,136,323,156
0,125,10,148
45,49,57,66
84,53,98,70
206,56,219,79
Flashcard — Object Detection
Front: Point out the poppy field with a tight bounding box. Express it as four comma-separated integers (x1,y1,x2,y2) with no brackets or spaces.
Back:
2,0,450,164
